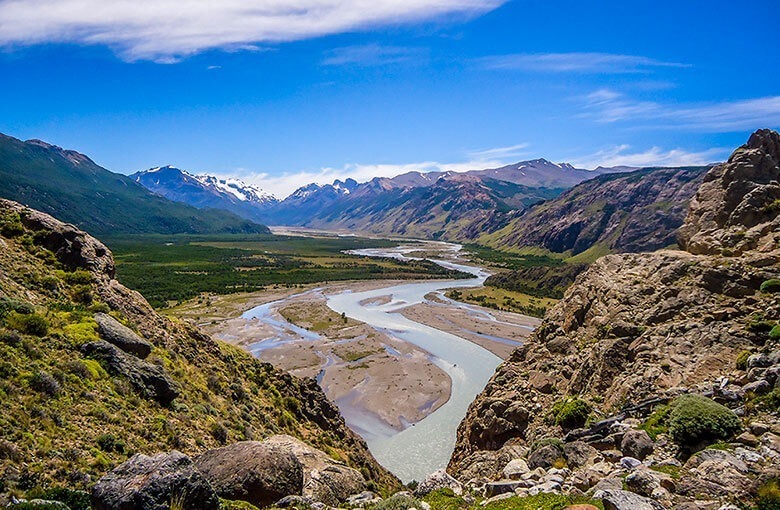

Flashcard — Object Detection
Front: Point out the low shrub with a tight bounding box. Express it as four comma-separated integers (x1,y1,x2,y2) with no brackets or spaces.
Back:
25,487,90,510
550,396,592,429
374,493,423,510
96,433,125,454
667,394,741,447
756,478,780,510
6,312,49,336
29,370,61,397
761,279,780,293
640,405,671,440
736,350,752,370
771,325,780,340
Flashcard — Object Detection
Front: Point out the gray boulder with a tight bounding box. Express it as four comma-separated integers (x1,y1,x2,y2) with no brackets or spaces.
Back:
563,441,600,468
263,435,366,505
195,441,304,508
502,458,530,479
527,444,565,470
620,429,654,460
92,451,218,510
82,340,179,405
414,469,462,497
94,312,152,358
594,489,665,510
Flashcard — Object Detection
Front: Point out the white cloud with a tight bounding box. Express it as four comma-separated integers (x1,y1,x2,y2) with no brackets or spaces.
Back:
479,52,689,73
0,0,504,62
581,89,780,131
322,44,426,66
571,144,727,169
467,142,529,159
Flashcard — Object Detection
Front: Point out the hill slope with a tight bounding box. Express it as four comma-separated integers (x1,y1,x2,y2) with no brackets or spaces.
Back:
482,165,710,256
0,199,395,497
0,134,269,235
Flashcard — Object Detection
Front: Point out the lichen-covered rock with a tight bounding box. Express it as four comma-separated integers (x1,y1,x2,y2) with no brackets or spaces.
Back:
81,340,179,405
194,441,304,508
92,451,219,510
94,312,153,358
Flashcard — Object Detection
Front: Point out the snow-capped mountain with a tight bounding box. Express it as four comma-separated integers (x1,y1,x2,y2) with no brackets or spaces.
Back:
131,166,277,224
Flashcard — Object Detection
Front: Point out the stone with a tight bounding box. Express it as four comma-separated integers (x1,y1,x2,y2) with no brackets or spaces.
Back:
276,495,315,508
684,448,748,473
528,444,565,470
485,481,523,497
747,353,771,369
620,457,642,470
94,312,152,358
591,477,624,493
563,441,600,468
414,469,462,497
502,459,530,479
751,422,771,436
743,379,771,394
735,432,759,447
602,450,623,462
92,451,219,510
528,480,560,495
593,489,665,510
347,491,382,507
624,469,674,497
528,370,556,393
263,435,366,505
194,441,304,508
620,430,654,460
81,340,179,405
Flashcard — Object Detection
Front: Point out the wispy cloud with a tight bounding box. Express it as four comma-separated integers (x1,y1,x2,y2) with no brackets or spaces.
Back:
581,89,780,131
467,143,529,159
322,44,426,67
571,144,727,169
0,0,505,62
479,52,689,73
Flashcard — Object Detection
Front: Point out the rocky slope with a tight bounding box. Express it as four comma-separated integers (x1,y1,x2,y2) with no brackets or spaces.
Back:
0,133,268,235
0,199,397,505
448,129,780,508
483,165,710,256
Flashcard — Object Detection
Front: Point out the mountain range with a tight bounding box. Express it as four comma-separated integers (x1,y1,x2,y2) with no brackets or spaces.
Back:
0,133,269,235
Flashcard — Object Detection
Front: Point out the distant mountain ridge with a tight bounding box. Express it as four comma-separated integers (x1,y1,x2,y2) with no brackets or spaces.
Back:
0,133,269,235
132,166,276,223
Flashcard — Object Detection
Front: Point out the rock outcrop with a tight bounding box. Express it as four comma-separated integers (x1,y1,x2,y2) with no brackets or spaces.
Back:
448,130,780,508
94,312,153,358
91,451,219,510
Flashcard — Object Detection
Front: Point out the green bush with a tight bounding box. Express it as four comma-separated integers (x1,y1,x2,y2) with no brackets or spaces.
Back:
736,350,752,370
25,487,90,510
761,279,780,293
667,394,741,446
550,396,592,429
528,437,564,455
771,326,780,340
6,311,49,336
374,494,424,510
757,479,780,510
640,405,671,440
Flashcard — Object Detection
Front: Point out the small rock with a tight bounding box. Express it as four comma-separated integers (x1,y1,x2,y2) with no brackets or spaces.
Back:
528,444,565,470
502,459,530,479
735,432,759,447
743,379,771,394
748,353,771,369
734,447,764,464
94,312,152,358
528,480,560,495
620,457,642,470
276,495,315,508
750,422,771,436
602,450,623,462
346,491,381,506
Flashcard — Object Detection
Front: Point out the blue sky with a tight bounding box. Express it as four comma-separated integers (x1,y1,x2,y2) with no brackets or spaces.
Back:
0,0,778,197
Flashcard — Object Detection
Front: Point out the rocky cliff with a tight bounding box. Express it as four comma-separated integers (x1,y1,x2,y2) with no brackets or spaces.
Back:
448,130,780,508
0,199,397,504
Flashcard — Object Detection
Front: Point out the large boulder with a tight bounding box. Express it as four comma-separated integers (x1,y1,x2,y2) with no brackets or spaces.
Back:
620,429,654,461
263,435,366,505
593,489,665,510
94,312,152,358
194,441,304,508
414,469,462,497
527,444,565,470
92,451,218,510
81,340,179,405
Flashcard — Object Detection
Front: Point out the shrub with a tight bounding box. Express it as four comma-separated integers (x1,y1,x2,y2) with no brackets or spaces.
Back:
6,312,49,336
550,396,592,429
71,285,94,305
757,479,780,510
29,370,61,397
210,422,228,444
528,437,564,455
59,270,94,285
25,487,91,510
96,433,126,454
771,325,780,340
0,212,25,238
640,405,671,440
667,394,741,447
761,279,780,293
374,494,423,510
736,350,752,370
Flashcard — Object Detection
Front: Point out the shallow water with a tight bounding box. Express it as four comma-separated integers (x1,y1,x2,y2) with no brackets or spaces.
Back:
326,245,502,482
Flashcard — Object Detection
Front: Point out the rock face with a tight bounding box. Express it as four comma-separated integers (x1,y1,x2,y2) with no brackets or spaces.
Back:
679,129,780,256
448,130,780,507
94,312,153,358
91,451,219,510
81,340,180,405
194,441,304,508
263,435,366,506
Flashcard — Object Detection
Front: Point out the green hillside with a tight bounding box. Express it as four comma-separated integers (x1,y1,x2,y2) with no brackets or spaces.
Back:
0,134,269,235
